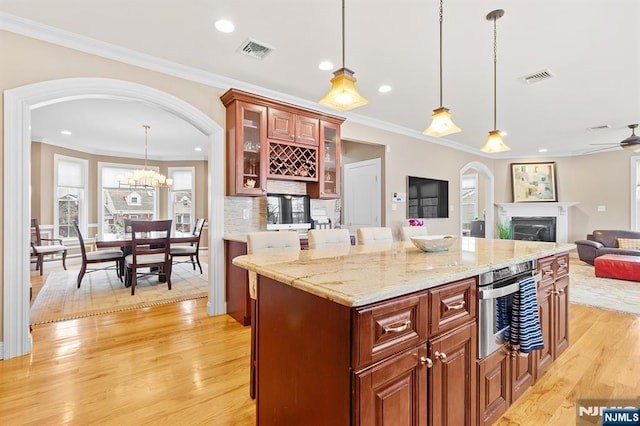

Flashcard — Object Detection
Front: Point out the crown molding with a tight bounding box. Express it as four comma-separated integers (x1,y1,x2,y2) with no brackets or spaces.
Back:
0,12,494,157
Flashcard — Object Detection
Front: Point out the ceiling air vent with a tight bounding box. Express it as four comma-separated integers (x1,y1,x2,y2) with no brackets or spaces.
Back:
519,69,554,84
237,38,275,60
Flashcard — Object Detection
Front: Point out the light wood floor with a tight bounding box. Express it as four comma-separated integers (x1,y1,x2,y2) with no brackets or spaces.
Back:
5,271,639,425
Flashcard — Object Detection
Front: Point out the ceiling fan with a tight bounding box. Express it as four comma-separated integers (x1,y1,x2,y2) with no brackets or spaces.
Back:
589,124,640,153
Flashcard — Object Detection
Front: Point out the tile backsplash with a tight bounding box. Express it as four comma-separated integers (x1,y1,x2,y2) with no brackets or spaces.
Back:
224,180,341,235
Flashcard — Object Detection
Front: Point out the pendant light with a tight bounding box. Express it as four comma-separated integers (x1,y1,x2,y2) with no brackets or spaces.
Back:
116,125,173,189
481,9,510,153
319,0,368,111
424,0,461,137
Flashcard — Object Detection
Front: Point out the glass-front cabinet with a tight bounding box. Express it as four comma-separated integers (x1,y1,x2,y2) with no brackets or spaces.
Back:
226,100,268,196
308,120,341,199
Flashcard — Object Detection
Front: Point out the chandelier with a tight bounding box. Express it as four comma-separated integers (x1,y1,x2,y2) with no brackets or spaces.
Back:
117,125,173,189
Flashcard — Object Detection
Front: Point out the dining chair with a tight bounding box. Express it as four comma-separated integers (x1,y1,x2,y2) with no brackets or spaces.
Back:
246,230,301,400
31,218,68,275
356,227,393,245
400,225,428,241
170,218,206,274
124,219,173,295
307,228,351,249
73,221,124,288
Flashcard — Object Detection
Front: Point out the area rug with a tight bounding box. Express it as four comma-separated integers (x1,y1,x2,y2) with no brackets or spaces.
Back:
31,263,209,325
569,259,640,316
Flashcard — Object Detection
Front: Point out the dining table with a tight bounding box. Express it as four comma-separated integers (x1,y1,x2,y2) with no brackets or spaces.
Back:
96,232,199,283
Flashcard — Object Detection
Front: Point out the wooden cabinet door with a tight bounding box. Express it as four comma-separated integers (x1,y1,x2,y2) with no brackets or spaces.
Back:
267,107,295,142
295,115,319,145
224,240,251,326
477,346,510,426
535,283,554,380
354,345,428,426
429,322,477,426
268,108,319,145
308,120,341,198
554,276,570,358
511,350,535,401
228,101,267,196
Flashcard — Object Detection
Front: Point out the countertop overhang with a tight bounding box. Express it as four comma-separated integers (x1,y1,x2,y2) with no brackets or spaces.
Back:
232,237,575,307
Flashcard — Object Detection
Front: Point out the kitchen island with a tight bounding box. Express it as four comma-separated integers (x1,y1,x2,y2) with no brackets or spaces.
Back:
232,237,574,425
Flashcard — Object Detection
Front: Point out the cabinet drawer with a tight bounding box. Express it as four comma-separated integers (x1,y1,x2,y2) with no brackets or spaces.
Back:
429,277,477,337
353,292,428,370
537,256,555,288
555,253,569,278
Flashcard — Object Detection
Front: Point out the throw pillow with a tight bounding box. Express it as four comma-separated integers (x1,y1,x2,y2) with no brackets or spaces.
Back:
617,238,640,249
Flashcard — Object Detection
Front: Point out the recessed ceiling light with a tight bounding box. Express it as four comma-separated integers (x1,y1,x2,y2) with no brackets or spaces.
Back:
194,147,202,152
60,130,72,135
318,61,333,71
214,19,235,33
378,85,392,93
538,148,548,153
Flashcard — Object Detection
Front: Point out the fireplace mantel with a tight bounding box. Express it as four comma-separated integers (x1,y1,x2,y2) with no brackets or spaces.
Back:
495,202,578,243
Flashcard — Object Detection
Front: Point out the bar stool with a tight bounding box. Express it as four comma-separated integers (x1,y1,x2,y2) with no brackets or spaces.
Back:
246,231,301,400
356,227,393,244
400,225,428,241
307,228,351,249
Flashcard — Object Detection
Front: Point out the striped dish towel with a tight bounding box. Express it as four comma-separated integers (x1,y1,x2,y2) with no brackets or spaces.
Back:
505,276,544,354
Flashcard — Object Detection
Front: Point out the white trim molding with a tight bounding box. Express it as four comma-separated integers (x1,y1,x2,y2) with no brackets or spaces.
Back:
460,162,495,239
3,77,225,359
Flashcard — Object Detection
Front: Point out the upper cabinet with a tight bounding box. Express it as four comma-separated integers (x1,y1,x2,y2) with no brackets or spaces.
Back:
307,121,341,199
268,107,319,146
221,89,344,198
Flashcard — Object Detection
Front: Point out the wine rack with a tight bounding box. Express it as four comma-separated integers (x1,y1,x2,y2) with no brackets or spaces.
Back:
268,142,317,180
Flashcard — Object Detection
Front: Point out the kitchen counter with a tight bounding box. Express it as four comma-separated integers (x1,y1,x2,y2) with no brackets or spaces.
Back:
232,237,575,307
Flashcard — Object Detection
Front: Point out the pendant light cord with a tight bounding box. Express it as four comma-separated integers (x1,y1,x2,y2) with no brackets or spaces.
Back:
143,124,150,169
493,16,497,130
439,0,443,106
341,0,346,68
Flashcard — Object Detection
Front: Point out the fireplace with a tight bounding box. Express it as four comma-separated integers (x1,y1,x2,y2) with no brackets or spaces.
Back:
511,216,556,242
495,202,577,243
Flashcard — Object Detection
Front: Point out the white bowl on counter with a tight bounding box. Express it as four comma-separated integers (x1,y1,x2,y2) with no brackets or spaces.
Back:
410,235,457,252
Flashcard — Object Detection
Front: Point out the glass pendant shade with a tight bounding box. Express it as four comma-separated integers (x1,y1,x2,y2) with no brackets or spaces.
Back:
319,67,368,111
481,129,510,153
423,107,462,137
622,143,640,152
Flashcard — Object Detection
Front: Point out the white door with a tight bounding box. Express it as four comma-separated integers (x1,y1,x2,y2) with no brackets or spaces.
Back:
343,158,381,235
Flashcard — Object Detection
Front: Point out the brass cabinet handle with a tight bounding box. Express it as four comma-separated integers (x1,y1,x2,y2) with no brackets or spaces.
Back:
435,351,447,362
420,356,434,368
383,319,411,334
445,300,466,311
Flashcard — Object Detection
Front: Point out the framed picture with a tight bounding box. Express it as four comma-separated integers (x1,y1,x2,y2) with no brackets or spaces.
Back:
510,162,557,202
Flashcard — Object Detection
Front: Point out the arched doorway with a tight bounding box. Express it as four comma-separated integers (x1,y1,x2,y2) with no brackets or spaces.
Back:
459,161,495,238
4,78,225,359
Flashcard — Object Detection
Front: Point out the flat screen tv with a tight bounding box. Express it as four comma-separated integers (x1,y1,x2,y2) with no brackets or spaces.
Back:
266,193,312,231
407,176,449,219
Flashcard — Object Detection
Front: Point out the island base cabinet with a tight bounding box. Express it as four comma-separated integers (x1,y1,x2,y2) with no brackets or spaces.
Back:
477,346,535,426
256,276,352,425
477,347,510,426
429,321,477,426
535,275,570,380
354,345,428,426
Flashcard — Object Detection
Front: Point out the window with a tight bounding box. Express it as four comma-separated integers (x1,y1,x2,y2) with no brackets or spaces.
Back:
461,174,478,231
55,155,88,238
168,167,195,236
99,163,158,236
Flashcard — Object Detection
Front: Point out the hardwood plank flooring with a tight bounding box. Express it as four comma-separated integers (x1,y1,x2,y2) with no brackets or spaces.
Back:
8,268,640,425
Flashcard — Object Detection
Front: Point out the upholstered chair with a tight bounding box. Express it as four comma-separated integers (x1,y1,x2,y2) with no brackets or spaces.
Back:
307,228,351,249
400,225,428,241
356,227,393,245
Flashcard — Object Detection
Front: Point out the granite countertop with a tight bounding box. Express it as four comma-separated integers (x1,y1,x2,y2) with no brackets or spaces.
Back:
232,237,576,308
